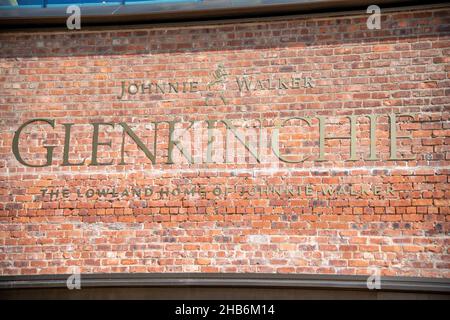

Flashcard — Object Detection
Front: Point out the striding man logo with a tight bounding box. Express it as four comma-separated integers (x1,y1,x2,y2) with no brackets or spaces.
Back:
205,64,229,105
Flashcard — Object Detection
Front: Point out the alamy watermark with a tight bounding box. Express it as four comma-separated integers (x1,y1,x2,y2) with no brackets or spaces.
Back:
66,268,81,290
66,5,81,30
366,268,381,290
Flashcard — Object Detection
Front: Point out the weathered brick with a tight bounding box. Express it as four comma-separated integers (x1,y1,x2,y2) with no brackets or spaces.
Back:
0,5,448,279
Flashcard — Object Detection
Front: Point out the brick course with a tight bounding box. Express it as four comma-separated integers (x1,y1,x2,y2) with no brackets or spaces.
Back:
0,6,449,277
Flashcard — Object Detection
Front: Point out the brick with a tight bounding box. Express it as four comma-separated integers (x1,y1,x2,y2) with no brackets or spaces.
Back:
0,5,448,280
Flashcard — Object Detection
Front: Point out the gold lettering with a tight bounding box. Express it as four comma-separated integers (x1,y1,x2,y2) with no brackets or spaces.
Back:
119,122,157,165
318,115,358,162
389,113,416,160
62,123,86,166
12,119,55,167
90,122,114,166
272,117,311,163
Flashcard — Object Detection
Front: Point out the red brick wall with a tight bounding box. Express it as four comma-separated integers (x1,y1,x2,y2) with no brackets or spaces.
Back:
0,6,449,277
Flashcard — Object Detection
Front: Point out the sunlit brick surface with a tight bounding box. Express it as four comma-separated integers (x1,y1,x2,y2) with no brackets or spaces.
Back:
0,6,449,276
